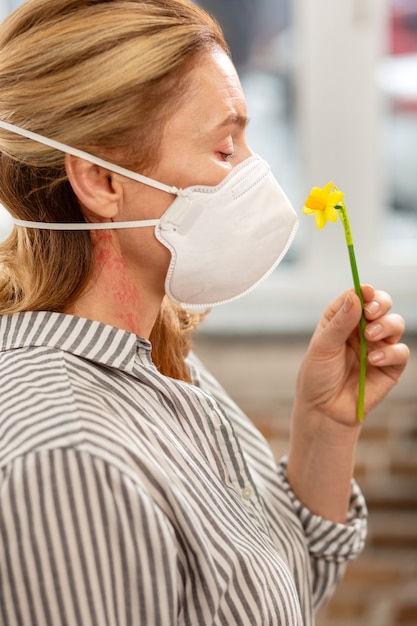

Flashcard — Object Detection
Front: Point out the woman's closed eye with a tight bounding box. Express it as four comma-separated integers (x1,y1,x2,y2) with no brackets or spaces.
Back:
218,151,236,162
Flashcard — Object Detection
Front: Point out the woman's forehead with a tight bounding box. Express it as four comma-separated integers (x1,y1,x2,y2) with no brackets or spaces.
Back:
163,50,248,139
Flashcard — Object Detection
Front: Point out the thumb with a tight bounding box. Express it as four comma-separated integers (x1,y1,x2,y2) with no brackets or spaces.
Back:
319,291,363,350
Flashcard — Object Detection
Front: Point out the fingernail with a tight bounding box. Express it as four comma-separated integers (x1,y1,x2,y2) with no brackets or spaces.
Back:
365,323,382,338
344,294,353,313
365,301,379,315
369,350,384,364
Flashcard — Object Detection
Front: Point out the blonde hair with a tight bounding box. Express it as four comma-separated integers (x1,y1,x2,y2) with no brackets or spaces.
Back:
0,0,226,381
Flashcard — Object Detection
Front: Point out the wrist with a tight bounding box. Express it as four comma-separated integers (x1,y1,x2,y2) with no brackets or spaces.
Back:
287,406,362,522
291,400,363,442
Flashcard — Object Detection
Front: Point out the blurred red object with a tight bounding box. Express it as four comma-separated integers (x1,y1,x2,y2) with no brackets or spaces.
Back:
390,0,417,54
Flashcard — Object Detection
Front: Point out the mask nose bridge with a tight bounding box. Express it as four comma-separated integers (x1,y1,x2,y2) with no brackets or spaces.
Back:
231,161,270,199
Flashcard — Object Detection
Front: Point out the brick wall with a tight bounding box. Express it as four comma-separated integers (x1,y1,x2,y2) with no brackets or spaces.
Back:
193,333,417,626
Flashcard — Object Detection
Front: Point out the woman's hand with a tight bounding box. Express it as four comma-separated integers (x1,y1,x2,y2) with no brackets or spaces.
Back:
286,285,409,522
295,284,409,427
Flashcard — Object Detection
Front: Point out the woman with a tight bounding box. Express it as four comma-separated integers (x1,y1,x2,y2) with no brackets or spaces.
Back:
0,1,409,625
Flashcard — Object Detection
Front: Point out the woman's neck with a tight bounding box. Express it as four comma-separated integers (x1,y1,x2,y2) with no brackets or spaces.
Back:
64,231,163,338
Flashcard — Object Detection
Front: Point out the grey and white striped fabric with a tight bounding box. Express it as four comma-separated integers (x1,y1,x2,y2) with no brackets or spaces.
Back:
0,311,367,626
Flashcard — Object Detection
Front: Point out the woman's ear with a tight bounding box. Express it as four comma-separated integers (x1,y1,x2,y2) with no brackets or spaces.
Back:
65,154,123,219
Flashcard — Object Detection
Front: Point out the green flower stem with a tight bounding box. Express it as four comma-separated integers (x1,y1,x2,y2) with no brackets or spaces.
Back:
336,201,366,422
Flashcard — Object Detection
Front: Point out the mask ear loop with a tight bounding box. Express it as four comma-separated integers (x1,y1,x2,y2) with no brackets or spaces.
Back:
0,119,185,230
0,119,179,195
11,218,161,230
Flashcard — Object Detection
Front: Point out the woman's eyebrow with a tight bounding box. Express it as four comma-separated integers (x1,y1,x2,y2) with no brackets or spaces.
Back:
215,113,250,129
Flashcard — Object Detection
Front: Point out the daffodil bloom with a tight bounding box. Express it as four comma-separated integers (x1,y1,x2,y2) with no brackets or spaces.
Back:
302,181,344,229
303,182,366,421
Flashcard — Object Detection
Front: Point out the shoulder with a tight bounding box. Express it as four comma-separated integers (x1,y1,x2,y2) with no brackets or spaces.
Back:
1,345,84,459
0,344,144,476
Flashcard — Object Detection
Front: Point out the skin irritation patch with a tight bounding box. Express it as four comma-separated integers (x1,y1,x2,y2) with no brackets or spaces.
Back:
93,231,141,333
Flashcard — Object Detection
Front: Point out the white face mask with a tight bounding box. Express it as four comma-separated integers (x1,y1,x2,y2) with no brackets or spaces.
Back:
0,120,298,309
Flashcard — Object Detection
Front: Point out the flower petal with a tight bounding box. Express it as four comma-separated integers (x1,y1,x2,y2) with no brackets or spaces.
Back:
315,210,327,229
325,206,339,222
322,181,334,195
328,190,345,207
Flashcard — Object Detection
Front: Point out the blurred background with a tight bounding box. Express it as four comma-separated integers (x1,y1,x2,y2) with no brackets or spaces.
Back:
1,1,416,624
1,0,417,334
194,0,417,334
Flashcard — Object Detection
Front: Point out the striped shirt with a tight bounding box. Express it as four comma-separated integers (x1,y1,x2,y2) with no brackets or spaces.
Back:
0,311,367,626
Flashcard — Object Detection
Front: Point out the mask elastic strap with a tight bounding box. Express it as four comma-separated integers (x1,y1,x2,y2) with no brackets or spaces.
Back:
0,119,179,195
12,218,160,231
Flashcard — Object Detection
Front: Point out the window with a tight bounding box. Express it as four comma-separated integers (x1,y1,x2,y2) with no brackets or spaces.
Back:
198,0,417,333
378,0,417,259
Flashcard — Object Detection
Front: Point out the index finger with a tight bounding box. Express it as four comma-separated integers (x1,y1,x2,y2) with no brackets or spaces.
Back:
361,286,393,321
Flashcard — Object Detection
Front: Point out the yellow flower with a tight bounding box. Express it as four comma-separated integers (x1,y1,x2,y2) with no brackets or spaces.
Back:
302,182,345,229
302,181,366,420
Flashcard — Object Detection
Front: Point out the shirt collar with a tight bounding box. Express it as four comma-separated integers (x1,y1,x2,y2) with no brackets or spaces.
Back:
0,311,152,372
